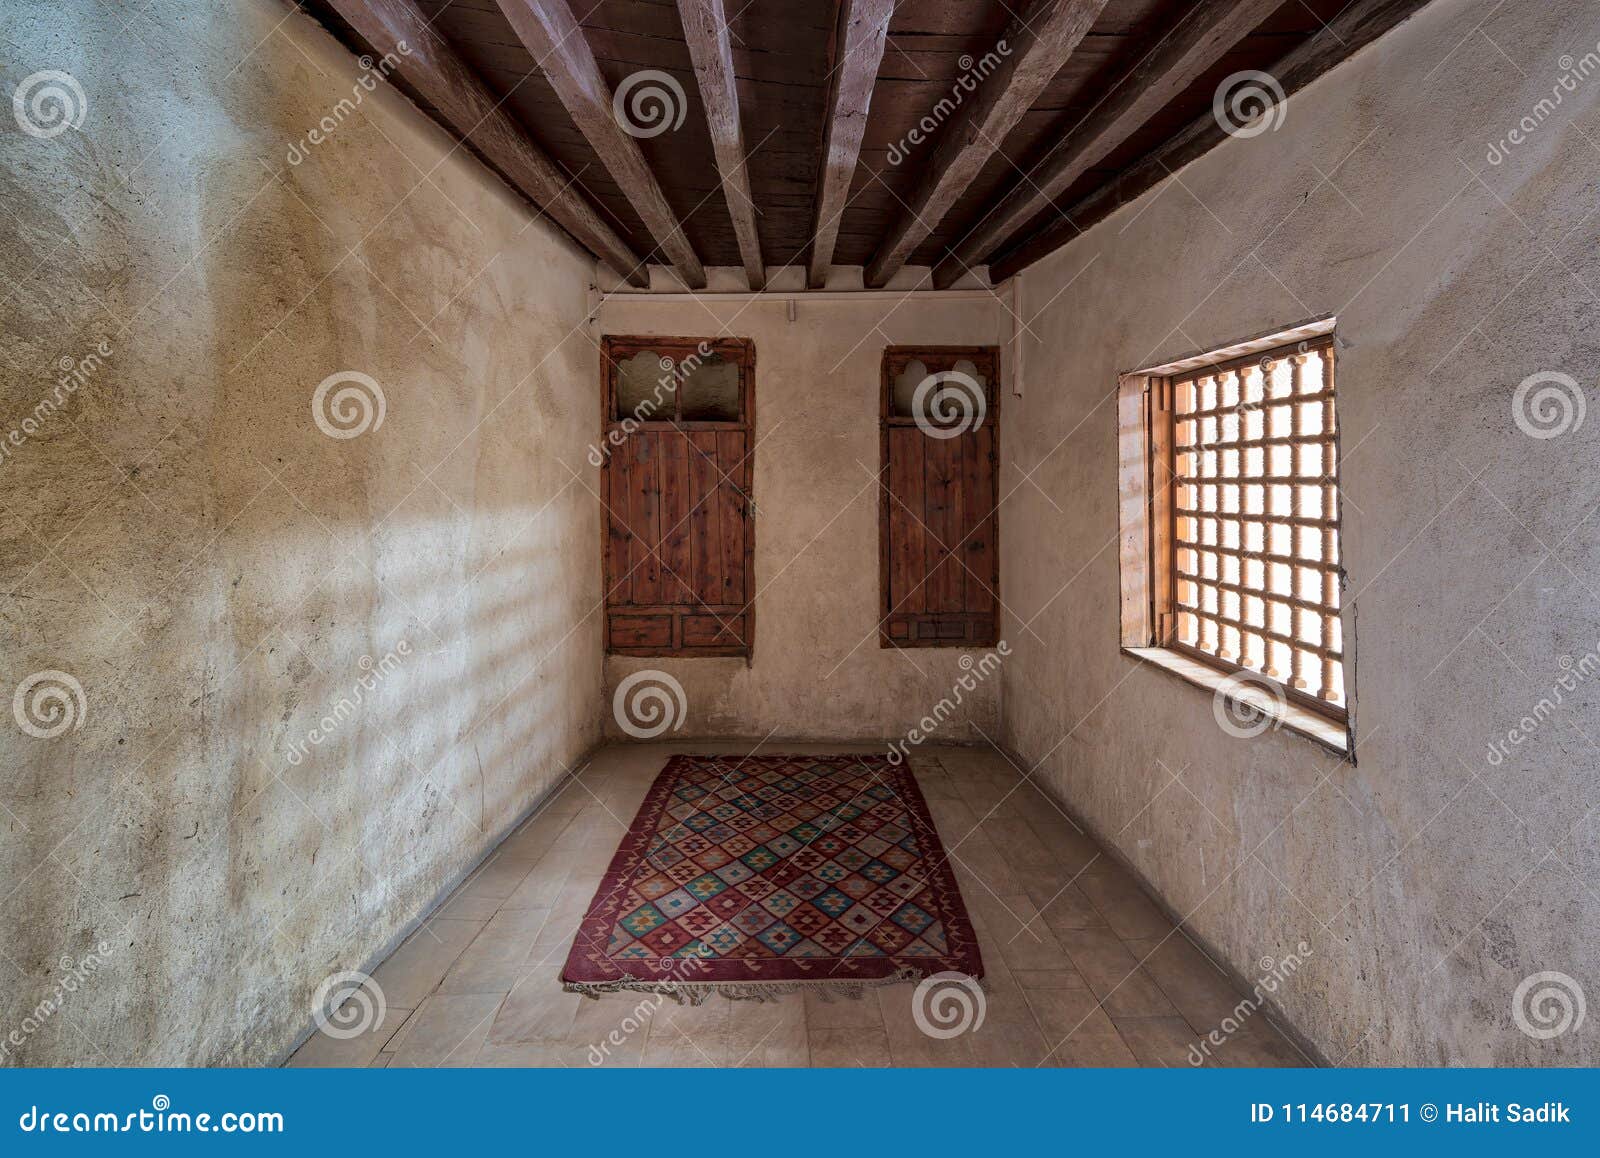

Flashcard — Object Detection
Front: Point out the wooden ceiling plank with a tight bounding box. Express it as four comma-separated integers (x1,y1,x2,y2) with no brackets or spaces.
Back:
988,0,1438,283
862,0,1112,289
327,0,649,287
492,0,708,288
679,0,766,289
930,0,1282,289
809,0,896,289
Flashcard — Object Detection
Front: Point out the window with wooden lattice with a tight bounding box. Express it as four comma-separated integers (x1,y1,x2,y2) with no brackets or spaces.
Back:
600,336,754,658
1118,322,1349,748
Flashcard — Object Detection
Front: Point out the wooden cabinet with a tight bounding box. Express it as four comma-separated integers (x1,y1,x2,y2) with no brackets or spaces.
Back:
600,336,755,657
880,346,1000,648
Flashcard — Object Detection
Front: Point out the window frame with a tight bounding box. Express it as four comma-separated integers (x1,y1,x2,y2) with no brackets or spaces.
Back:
602,335,755,430
1118,320,1351,753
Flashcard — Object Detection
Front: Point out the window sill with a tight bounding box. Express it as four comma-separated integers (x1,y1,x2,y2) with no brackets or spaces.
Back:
1123,647,1350,757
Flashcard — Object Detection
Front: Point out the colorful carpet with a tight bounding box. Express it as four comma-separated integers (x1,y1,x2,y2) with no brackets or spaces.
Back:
561,754,982,1001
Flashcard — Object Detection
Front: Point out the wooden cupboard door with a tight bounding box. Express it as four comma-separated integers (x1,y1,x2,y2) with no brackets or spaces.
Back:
601,337,754,657
880,346,999,648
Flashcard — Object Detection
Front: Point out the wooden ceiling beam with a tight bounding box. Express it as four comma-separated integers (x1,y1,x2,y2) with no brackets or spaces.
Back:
988,0,1438,284
326,0,648,287
493,0,707,289
862,0,1111,289
679,0,765,290
931,0,1281,289
808,0,896,289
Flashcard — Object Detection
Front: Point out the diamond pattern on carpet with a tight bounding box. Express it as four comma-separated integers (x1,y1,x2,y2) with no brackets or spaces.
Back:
562,754,982,992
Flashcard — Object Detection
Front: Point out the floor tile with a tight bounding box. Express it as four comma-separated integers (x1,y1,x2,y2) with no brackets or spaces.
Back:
494,810,577,862
453,854,538,903
387,994,503,1067
968,1018,1052,1067
501,861,571,911
1023,986,1118,1041
368,918,484,1009
809,1027,891,1067
639,999,736,1067
1078,869,1175,940
486,966,584,1044
284,1004,412,1067
474,1040,572,1067
1024,878,1109,933
804,988,887,1030
1024,815,1101,874
978,894,1074,973
981,818,1060,873
727,994,808,1066
1113,1015,1202,1067
433,889,504,922
380,1007,416,1052
1046,1032,1139,1067
436,907,551,995
563,992,660,1067
1011,968,1088,989
947,834,1024,896
1057,928,1179,1018
1204,1023,1309,1067
1124,933,1244,1035
878,984,976,1067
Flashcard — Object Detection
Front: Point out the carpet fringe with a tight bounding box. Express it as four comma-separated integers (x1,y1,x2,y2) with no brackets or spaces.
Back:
563,966,934,1005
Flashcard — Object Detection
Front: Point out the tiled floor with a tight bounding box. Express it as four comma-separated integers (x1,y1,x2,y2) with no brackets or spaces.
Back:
286,743,1308,1068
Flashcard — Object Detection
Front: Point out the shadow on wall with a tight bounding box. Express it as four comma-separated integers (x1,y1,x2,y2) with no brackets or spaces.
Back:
0,2,604,1066
2,520,604,1066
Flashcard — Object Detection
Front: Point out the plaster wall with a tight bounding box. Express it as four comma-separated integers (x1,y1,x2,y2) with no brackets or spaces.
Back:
1002,0,1600,1064
597,292,1009,744
0,0,602,1064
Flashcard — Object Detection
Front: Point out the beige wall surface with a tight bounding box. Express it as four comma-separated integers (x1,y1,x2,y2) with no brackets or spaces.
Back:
597,293,1010,746
11,0,1588,1074
1002,0,1600,1064
1,1,603,1064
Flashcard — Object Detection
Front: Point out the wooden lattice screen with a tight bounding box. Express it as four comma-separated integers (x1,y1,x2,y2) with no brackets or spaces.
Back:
1151,334,1345,717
